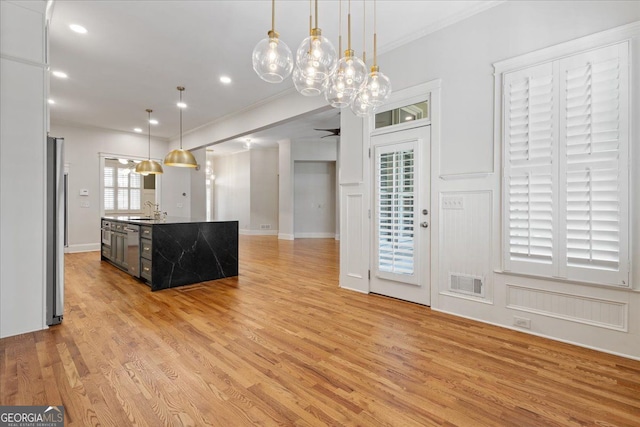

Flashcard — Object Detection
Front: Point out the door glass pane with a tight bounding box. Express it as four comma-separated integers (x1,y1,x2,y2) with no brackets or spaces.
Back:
377,148,415,275
375,100,429,129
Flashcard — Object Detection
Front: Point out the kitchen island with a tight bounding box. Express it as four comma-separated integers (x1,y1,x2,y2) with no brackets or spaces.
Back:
101,216,238,291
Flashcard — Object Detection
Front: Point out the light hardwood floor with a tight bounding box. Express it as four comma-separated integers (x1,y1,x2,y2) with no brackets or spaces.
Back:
1,236,639,426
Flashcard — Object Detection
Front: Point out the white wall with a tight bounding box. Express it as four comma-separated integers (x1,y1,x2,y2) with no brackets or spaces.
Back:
213,150,250,231
278,139,293,239
189,147,206,221
289,139,338,239
250,149,279,233
49,124,190,252
0,0,48,338
212,148,278,235
294,162,336,238
340,2,640,359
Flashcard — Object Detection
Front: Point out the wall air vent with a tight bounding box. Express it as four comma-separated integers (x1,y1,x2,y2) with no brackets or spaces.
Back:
449,273,484,297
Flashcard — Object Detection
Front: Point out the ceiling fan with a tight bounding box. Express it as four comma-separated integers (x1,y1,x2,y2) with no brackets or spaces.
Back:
314,127,341,138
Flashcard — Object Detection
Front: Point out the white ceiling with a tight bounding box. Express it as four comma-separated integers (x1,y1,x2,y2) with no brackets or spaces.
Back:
49,0,498,148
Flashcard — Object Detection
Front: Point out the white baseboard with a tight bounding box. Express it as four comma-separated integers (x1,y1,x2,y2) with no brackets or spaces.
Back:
294,232,336,239
278,233,294,240
339,284,369,294
243,229,278,236
65,243,100,253
431,307,640,362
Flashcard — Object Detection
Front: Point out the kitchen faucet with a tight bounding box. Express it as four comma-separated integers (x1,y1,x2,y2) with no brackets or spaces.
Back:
145,201,166,220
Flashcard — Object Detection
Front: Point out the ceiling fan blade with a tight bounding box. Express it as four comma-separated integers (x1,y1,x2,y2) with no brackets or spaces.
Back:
314,128,341,136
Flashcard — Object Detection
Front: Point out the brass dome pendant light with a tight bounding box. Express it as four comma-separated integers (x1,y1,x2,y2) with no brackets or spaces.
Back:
135,109,164,175
164,86,197,168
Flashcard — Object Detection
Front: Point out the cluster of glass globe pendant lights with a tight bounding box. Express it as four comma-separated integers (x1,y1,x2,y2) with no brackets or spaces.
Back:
252,0,391,117
134,86,198,175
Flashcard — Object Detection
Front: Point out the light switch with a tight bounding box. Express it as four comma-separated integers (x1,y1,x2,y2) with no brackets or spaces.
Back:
442,196,464,210
177,203,183,208
79,189,89,196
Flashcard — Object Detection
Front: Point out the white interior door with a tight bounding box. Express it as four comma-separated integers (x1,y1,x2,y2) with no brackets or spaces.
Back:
371,125,431,305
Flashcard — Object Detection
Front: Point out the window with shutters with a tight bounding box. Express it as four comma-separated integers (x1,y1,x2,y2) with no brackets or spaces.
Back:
502,42,629,287
376,142,416,279
104,159,143,214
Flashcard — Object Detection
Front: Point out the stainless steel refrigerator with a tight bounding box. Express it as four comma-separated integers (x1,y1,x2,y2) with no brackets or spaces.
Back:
46,136,66,326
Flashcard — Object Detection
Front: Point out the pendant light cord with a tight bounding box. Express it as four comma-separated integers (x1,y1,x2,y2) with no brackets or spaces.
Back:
362,0,366,63
179,90,183,149
373,0,377,67
338,0,342,56
314,0,318,29
347,0,351,51
271,0,275,33
147,109,152,160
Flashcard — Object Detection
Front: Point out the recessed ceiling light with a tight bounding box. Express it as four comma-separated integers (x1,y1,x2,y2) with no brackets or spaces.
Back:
52,70,68,79
220,76,232,84
177,102,187,108
134,128,142,133
69,24,87,34
48,99,55,104
149,119,159,125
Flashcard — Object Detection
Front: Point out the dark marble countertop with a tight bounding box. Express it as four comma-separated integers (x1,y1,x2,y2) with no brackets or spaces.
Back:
102,216,237,226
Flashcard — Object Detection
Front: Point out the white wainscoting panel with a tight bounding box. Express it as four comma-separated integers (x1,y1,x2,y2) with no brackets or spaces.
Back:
345,193,363,279
439,190,493,302
339,184,369,293
506,284,628,331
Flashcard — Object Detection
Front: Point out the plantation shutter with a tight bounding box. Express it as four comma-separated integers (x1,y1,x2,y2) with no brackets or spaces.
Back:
104,166,115,211
503,62,557,276
130,172,141,210
117,168,129,210
502,42,629,287
558,42,629,285
375,141,417,283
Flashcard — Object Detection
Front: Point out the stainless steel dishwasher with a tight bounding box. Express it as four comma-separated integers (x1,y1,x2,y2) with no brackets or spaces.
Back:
124,224,140,277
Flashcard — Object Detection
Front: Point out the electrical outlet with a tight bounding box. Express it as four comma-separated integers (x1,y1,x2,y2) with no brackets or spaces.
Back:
177,203,183,208
260,224,271,230
442,195,464,210
513,316,531,329
80,201,90,208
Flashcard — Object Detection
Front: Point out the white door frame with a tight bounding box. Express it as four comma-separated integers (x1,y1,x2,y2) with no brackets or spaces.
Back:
362,80,442,306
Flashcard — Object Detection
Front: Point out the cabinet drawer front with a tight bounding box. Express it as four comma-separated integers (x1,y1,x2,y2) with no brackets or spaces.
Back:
141,226,152,239
141,238,152,260
101,246,111,259
141,258,152,281
113,222,124,231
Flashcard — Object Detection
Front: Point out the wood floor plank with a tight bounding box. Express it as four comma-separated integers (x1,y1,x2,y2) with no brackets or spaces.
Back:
1,235,640,426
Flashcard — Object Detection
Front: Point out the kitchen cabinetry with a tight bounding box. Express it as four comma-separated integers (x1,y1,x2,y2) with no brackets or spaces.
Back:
140,226,152,282
110,221,128,270
100,216,239,291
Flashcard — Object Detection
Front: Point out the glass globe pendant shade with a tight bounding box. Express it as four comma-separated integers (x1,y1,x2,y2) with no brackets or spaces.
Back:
295,29,337,85
325,71,353,108
362,67,391,107
293,66,325,97
135,159,163,175
351,90,375,117
252,31,293,83
164,148,197,167
326,51,367,108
